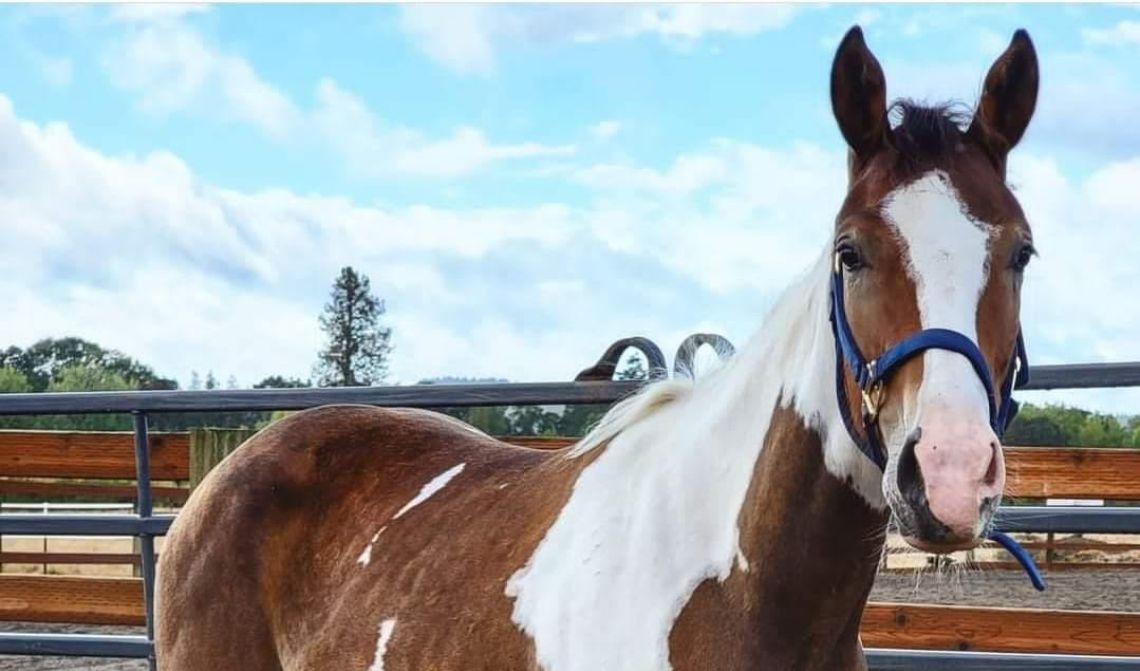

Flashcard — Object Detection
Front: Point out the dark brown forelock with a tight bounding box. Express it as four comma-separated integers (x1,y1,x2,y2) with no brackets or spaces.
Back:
841,99,1026,230
889,100,972,169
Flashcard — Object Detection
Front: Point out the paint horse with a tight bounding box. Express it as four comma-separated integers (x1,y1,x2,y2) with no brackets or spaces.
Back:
156,26,1041,671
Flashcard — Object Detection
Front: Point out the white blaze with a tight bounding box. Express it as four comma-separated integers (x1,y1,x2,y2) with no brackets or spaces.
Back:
881,170,995,436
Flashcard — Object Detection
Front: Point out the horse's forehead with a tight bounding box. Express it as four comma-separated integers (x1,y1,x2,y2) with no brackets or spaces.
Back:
881,171,995,333
882,170,996,243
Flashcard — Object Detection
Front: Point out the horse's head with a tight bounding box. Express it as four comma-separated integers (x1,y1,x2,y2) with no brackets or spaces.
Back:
829,27,1038,553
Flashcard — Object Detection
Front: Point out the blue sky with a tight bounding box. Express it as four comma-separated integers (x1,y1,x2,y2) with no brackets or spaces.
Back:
1,3,1139,413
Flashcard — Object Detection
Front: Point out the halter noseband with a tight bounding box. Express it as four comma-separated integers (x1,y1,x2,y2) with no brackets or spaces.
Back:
827,251,1044,591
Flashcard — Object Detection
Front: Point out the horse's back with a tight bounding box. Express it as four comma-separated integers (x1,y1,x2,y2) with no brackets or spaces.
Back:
156,404,567,670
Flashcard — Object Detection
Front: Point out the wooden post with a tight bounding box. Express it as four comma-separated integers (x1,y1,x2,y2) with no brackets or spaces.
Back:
189,428,257,491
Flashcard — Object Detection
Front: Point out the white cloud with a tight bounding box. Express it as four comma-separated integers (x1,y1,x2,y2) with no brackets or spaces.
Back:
397,4,801,76
589,120,622,141
397,5,497,77
1083,20,1140,46
1,91,1137,413
571,4,799,44
312,79,576,178
101,11,300,139
107,3,211,24
95,10,577,178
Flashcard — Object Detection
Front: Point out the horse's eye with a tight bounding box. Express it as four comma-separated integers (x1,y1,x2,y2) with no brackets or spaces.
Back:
836,243,864,272
1012,243,1036,272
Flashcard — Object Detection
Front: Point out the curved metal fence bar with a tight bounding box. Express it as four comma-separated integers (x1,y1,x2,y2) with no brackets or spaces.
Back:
574,336,669,382
1,336,1139,668
672,332,736,378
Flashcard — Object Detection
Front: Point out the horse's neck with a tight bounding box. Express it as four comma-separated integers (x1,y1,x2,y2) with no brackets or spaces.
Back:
507,249,888,671
684,247,889,643
732,405,889,662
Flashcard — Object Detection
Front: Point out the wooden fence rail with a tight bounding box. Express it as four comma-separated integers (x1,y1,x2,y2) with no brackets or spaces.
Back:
6,431,1140,496
2,575,1137,656
6,431,1138,501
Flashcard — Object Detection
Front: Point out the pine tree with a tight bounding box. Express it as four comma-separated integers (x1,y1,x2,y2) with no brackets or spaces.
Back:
314,266,393,387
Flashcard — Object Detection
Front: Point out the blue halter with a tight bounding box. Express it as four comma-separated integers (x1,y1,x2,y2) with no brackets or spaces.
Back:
827,253,1044,591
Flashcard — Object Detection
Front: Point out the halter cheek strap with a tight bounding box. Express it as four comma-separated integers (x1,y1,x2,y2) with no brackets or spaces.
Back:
828,255,1043,591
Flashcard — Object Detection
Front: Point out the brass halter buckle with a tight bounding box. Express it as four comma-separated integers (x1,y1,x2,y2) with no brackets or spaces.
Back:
861,361,885,421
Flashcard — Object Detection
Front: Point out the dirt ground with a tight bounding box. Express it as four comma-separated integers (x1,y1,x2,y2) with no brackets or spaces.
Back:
2,567,1139,670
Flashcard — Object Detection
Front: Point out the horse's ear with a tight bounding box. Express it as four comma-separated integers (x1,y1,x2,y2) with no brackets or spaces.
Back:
968,29,1039,172
830,26,891,169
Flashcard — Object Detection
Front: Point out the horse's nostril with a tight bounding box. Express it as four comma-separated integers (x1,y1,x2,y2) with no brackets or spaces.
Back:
983,440,1000,486
897,427,922,492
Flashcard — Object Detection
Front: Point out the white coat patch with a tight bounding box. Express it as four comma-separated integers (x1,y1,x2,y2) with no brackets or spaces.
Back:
367,618,397,671
505,243,884,671
357,527,387,567
394,463,465,519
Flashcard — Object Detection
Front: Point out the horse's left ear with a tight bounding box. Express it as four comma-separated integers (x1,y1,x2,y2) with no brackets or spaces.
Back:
968,29,1039,174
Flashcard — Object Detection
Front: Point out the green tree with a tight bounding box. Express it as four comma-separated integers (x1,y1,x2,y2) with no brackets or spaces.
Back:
1077,413,1130,447
315,266,393,387
0,337,176,391
1004,413,1067,447
506,405,561,435
254,375,311,389
0,367,31,393
39,365,137,431
616,351,648,381
48,365,134,393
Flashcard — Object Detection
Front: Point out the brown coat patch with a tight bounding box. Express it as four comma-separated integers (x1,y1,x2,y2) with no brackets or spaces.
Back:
156,405,600,671
668,407,888,670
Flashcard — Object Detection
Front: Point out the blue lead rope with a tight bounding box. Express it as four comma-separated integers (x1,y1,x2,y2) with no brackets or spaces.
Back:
988,530,1046,591
828,259,1045,591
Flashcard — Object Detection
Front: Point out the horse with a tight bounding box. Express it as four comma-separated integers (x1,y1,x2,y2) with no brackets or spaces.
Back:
155,26,1040,671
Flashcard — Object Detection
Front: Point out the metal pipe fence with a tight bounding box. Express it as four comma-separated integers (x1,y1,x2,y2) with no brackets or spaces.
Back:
1,339,1138,670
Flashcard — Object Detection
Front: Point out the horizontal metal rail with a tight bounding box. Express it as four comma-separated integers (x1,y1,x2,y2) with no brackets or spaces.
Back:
2,636,1137,669
0,380,642,415
0,633,152,657
1024,361,1140,391
0,514,173,536
866,649,1140,670
4,508,1136,539
998,506,1140,534
0,360,1137,417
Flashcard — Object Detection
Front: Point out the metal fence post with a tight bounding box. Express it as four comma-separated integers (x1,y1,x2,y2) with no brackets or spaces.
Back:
133,411,158,671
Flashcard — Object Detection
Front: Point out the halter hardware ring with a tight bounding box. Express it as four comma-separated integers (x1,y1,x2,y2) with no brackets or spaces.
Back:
861,381,885,421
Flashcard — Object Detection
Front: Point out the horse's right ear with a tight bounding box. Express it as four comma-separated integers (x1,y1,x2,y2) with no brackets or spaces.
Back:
830,26,891,169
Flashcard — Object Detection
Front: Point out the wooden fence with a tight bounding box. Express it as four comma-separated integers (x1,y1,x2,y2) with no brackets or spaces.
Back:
3,429,1140,657
4,430,1140,501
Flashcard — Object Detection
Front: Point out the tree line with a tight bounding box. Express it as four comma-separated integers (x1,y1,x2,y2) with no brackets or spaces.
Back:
2,266,1137,444
0,267,642,436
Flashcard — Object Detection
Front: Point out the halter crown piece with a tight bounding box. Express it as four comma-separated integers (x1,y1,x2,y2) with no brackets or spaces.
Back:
827,252,1045,592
